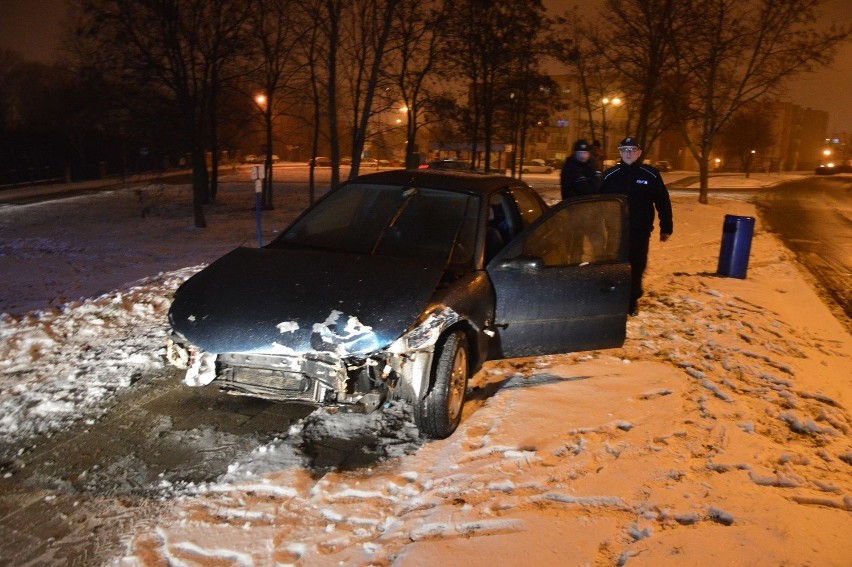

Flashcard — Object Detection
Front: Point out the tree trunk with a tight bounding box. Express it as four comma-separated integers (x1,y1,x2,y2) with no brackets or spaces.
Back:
209,151,219,203
698,155,709,205
208,76,219,203
191,145,208,228
326,2,340,191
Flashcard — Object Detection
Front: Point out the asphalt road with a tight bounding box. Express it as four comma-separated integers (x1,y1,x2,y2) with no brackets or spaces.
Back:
0,363,411,565
756,175,852,330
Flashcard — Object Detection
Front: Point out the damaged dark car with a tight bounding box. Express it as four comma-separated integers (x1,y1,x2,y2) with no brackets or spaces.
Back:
166,170,631,439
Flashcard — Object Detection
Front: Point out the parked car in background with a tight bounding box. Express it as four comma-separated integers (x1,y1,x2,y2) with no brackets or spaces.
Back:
520,159,553,174
165,170,631,439
244,155,279,164
309,156,332,167
361,158,380,168
654,160,672,172
815,159,852,175
418,159,471,171
545,158,564,169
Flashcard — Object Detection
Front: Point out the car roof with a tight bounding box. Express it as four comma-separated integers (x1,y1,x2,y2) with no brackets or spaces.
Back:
348,169,525,196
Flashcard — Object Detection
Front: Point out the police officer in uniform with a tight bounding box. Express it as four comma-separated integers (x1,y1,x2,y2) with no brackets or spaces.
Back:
601,137,673,316
560,139,601,200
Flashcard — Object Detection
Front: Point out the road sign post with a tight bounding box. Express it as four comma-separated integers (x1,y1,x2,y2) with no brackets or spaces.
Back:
251,165,265,247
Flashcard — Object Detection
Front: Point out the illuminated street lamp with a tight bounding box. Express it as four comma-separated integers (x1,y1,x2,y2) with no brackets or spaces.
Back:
601,96,622,164
395,105,408,125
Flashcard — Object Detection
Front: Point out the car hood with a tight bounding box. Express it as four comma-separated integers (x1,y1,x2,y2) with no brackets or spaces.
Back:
168,247,447,356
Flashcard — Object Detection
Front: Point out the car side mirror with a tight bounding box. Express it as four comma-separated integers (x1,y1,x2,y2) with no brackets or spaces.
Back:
495,255,545,271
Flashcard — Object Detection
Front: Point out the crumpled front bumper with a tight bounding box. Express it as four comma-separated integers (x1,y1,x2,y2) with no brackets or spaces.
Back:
164,306,464,410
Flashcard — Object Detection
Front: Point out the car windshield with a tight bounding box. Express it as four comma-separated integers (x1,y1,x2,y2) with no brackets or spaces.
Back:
269,183,479,266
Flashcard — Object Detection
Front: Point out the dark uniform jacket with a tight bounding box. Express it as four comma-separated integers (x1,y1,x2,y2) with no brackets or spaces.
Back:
601,161,673,235
560,157,601,199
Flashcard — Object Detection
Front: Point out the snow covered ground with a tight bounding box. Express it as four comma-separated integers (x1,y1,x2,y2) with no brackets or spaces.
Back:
1,171,851,565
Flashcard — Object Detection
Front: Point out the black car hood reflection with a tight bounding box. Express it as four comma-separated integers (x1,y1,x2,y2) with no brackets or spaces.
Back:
169,246,447,356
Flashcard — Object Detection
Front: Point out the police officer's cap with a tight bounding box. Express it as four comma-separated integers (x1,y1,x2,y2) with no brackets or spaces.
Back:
573,139,591,152
618,137,640,149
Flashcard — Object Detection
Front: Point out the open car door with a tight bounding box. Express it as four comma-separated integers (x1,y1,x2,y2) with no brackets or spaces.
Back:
486,195,630,359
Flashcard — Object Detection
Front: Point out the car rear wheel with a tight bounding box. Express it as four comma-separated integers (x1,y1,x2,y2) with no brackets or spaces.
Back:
414,330,468,439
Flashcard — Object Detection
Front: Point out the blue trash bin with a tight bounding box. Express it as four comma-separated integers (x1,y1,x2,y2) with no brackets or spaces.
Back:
717,214,755,278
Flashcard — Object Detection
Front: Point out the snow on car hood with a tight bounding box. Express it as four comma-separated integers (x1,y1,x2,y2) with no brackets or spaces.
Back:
168,246,447,356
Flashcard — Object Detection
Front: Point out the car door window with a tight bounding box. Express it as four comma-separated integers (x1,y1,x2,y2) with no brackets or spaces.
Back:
488,192,524,241
510,185,546,227
487,195,630,358
514,199,623,267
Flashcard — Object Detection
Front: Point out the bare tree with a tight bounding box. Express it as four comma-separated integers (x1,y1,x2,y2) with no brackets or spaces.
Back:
553,10,602,144
204,2,251,202
526,80,565,170
73,0,249,227
670,0,850,203
247,0,308,209
718,104,776,177
300,0,330,201
594,0,682,152
303,0,343,190
342,0,402,179
443,0,549,172
387,0,450,168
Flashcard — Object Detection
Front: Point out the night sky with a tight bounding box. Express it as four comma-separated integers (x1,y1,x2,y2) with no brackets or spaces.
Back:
1,0,850,131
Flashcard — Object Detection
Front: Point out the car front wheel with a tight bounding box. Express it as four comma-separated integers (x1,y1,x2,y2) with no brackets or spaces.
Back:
414,330,468,439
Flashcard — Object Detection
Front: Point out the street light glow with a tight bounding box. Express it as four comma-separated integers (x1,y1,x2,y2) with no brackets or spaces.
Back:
601,96,624,164
255,94,267,106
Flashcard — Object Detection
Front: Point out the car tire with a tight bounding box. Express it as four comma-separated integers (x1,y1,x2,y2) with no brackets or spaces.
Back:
545,168,553,174
414,330,468,439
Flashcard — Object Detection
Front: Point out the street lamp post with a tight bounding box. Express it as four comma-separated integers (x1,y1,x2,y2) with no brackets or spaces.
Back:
601,96,621,164
397,105,419,167
255,93,274,208
746,149,756,178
